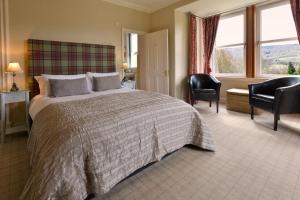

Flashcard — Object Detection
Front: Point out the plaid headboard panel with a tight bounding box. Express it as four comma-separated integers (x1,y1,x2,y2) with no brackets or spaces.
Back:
28,39,116,96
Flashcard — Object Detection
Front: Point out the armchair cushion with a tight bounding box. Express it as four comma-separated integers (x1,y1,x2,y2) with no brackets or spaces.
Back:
192,89,217,101
193,89,216,93
251,94,274,112
252,94,275,102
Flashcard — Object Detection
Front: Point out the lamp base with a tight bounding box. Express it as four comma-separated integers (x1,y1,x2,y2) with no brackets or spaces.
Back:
10,82,19,91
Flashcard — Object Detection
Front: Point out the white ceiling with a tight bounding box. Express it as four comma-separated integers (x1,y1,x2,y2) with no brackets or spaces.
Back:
177,0,268,17
103,0,182,13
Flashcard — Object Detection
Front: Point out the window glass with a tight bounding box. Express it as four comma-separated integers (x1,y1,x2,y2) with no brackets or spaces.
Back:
215,46,245,73
213,13,245,75
216,14,244,46
260,41,300,75
258,2,300,76
129,33,138,68
261,4,297,41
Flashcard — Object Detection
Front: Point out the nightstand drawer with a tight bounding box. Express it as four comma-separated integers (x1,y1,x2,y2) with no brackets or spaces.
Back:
5,92,26,103
122,81,136,89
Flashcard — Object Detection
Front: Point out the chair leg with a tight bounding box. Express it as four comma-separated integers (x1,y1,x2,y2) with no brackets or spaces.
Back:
209,100,212,107
216,101,219,113
274,113,279,131
250,106,254,120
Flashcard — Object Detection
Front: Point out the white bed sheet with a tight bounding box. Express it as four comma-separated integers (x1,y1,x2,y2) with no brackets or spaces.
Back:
30,88,134,120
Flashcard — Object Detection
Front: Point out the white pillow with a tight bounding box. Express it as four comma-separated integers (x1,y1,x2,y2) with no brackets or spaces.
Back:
86,72,119,91
34,76,46,95
86,72,119,78
35,74,87,96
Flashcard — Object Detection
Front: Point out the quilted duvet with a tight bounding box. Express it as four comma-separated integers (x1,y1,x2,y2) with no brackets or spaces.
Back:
21,91,214,200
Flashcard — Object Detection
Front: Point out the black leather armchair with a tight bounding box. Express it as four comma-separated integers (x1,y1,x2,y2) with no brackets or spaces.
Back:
188,74,221,113
248,77,300,131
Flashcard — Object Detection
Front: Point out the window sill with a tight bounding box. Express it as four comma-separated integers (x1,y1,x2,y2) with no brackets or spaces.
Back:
212,74,299,80
214,76,268,82
257,74,300,79
212,73,245,78
212,74,249,80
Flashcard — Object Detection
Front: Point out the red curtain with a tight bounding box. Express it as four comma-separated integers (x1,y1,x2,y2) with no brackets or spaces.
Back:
290,0,300,43
188,14,198,75
202,15,220,74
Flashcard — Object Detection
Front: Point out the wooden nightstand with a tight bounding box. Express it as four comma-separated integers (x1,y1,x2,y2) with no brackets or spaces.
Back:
0,90,30,143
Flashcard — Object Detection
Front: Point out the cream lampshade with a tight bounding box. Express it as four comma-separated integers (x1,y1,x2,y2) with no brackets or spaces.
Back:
6,62,23,91
7,62,23,74
121,62,128,70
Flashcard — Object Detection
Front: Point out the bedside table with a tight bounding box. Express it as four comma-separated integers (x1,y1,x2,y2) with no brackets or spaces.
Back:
0,90,30,143
121,80,136,89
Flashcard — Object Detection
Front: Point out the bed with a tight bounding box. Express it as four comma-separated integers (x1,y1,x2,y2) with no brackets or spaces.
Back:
21,39,215,200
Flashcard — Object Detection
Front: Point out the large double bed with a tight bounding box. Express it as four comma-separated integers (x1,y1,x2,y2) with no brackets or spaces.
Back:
21,39,214,200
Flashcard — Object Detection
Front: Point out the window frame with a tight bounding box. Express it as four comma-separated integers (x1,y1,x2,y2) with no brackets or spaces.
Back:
256,0,299,77
128,33,139,68
212,10,246,77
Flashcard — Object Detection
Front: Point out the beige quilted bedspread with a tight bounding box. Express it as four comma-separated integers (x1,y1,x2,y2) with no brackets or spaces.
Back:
21,91,214,200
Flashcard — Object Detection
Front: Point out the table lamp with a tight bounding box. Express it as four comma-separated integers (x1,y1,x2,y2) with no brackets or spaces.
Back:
121,62,128,80
122,62,128,70
6,62,23,91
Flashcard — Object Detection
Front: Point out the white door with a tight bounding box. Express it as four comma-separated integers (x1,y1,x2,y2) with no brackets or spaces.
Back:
138,29,169,95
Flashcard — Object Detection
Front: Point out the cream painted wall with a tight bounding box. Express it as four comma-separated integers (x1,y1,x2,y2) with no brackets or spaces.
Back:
7,0,151,90
150,0,269,101
174,11,189,101
0,0,9,91
150,5,177,96
1,0,277,125
5,0,266,100
150,0,198,97
178,0,267,17
3,0,151,125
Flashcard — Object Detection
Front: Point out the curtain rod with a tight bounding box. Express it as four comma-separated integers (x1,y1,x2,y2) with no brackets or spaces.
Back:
191,0,286,19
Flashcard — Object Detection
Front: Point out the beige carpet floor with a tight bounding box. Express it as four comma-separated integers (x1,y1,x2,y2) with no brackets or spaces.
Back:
0,103,300,200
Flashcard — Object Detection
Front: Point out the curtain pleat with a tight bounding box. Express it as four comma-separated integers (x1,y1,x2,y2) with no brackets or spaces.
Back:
188,14,198,75
202,15,220,74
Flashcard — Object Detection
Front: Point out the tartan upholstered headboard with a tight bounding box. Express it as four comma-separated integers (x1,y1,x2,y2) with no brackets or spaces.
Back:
28,39,116,97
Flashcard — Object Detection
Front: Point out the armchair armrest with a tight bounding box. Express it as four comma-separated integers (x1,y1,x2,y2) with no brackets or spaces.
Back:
209,75,221,85
209,75,221,91
276,83,300,94
248,82,265,96
249,79,279,95
274,83,300,114
187,75,192,85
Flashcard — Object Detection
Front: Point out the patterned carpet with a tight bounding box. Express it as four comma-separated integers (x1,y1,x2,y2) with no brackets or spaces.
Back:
0,103,300,200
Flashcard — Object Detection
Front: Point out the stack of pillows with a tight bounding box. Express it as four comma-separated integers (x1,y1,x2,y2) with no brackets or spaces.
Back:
34,72,121,97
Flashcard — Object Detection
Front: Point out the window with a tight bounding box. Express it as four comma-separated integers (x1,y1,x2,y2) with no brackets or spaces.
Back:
212,11,245,75
128,33,138,68
257,1,300,76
